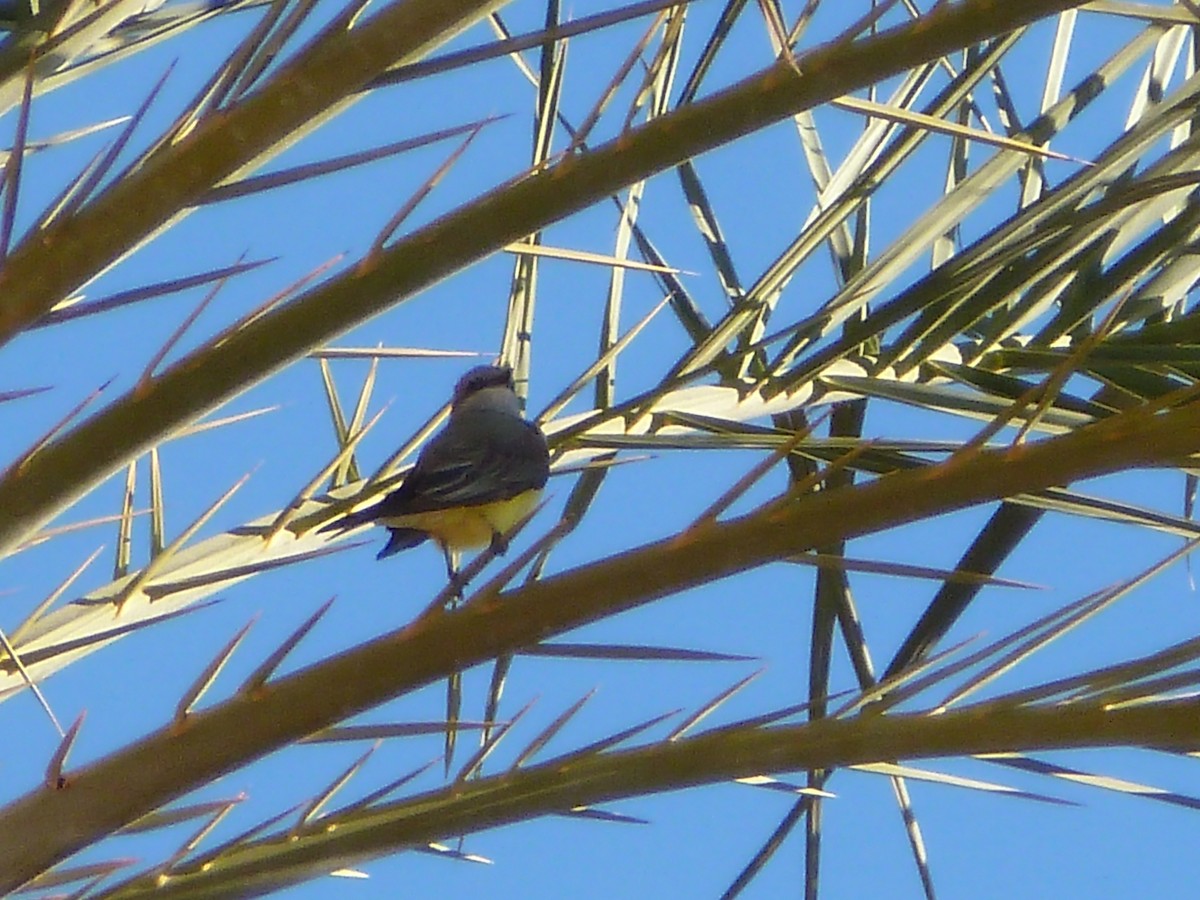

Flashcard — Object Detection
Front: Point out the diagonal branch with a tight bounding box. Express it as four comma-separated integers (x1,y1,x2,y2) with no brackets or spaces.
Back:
0,392,1197,889
0,0,507,342
98,696,1200,899
0,0,1095,556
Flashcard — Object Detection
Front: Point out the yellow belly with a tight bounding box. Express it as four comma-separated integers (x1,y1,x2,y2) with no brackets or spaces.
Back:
379,489,541,551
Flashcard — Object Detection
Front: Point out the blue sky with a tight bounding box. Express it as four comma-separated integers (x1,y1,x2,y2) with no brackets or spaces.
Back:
3,2,1199,897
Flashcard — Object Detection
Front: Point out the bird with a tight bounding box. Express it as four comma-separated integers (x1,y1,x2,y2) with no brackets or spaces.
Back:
321,365,550,577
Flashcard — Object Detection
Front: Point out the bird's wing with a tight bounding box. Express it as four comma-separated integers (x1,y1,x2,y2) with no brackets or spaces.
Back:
368,410,548,518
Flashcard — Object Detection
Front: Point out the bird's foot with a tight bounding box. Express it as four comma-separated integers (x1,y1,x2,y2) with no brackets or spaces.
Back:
488,530,510,556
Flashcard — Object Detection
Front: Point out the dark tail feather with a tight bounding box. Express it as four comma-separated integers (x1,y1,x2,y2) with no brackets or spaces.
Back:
378,527,428,559
317,503,381,534
320,504,428,558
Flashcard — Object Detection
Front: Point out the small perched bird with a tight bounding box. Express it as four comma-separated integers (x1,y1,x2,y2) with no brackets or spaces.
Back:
322,365,550,570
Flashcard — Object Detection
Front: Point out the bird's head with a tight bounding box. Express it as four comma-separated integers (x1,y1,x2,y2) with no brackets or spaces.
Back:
452,365,518,412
